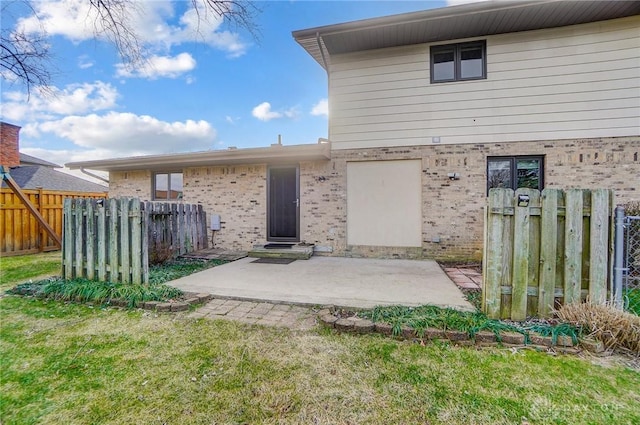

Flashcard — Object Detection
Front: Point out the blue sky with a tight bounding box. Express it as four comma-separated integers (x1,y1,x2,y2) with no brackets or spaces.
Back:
0,0,468,181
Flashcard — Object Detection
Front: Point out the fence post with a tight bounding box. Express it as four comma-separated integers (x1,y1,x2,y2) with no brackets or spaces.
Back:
613,205,625,309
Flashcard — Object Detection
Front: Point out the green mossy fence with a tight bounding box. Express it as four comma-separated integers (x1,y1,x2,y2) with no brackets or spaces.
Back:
62,198,208,284
483,188,614,320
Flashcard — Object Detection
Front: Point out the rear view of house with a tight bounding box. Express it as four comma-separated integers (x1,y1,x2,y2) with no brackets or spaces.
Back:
68,0,640,261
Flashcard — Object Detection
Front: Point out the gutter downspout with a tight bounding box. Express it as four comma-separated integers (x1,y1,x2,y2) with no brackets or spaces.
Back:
80,167,109,184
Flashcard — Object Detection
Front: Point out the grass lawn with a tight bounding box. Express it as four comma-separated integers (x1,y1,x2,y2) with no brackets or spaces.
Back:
1,296,639,425
2,253,639,424
0,251,62,292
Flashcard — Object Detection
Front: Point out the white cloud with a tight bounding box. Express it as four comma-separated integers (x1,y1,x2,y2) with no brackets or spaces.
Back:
0,81,119,122
115,53,196,79
252,102,282,122
33,112,216,156
78,55,94,69
252,102,299,122
283,107,300,119
225,115,239,124
20,147,110,184
15,0,248,57
311,99,328,117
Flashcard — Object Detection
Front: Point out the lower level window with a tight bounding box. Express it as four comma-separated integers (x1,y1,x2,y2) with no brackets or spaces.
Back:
154,172,183,200
487,156,543,193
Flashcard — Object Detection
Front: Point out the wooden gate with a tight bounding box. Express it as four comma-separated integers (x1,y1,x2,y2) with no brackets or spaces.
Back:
483,188,613,320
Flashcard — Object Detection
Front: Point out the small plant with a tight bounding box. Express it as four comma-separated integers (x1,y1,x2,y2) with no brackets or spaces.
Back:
148,258,226,284
624,288,640,316
360,304,580,344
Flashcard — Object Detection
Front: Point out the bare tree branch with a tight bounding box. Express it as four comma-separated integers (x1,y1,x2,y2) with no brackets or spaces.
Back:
0,0,259,98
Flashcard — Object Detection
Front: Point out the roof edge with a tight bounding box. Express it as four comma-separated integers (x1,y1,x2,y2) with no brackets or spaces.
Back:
66,141,332,172
292,0,545,38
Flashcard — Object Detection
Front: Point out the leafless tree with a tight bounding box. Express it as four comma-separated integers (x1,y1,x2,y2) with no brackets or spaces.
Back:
1,0,259,97
1,1,55,98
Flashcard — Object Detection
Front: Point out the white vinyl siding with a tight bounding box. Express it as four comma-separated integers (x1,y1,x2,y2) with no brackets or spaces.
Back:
328,16,640,150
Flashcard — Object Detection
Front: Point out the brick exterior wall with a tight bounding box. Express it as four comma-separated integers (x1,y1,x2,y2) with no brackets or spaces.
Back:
185,165,267,251
108,136,640,261
0,122,21,167
109,171,152,199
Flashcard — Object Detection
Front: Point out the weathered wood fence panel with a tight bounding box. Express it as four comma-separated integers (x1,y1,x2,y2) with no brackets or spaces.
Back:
62,198,207,283
0,188,107,256
147,201,208,263
483,188,613,320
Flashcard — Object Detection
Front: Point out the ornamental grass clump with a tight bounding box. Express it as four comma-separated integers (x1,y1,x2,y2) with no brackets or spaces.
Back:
557,302,640,354
10,278,184,308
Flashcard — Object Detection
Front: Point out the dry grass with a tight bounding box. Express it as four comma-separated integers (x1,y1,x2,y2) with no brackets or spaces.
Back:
557,302,640,354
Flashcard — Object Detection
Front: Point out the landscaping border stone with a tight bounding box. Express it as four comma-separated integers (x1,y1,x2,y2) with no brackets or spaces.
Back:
313,310,601,356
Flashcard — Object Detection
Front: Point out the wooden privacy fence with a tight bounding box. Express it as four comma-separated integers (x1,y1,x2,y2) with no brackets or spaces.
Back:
62,198,208,284
147,201,209,261
0,188,107,256
483,188,613,320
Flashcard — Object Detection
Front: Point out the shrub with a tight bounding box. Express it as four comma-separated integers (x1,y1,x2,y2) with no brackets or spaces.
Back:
149,243,174,265
556,302,640,354
622,200,640,216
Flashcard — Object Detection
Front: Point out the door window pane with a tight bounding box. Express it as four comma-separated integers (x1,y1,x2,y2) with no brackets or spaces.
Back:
488,159,512,189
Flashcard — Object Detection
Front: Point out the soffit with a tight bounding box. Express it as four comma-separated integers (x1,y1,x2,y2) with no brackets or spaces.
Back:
293,0,640,69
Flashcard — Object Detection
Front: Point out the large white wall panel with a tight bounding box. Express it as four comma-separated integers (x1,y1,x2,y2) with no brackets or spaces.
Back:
347,160,422,247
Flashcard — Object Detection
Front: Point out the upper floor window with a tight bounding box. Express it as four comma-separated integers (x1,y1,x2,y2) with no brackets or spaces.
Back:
154,172,183,200
431,41,486,83
487,156,544,193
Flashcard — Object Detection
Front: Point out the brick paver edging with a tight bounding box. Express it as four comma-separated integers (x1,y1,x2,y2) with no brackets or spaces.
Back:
317,310,605,355
114,292,212,312
7,285,212,312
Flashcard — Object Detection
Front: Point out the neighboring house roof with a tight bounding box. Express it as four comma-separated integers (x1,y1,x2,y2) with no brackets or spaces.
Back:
19,153,61,168
2,165,108,192
293,0,640,69
65,141,331,172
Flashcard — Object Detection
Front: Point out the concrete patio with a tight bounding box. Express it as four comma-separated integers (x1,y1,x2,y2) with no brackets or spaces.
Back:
169,256,475,311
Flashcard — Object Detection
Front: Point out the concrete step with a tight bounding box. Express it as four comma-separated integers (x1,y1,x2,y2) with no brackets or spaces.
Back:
248,244,314,260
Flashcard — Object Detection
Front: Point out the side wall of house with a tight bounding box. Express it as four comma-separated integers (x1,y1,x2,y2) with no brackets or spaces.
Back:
329,16,640,150
185,165,267,251
107,137,639,259
299,136,640,261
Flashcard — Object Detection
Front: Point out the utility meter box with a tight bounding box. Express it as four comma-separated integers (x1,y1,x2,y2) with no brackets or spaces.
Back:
210,214,221,231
